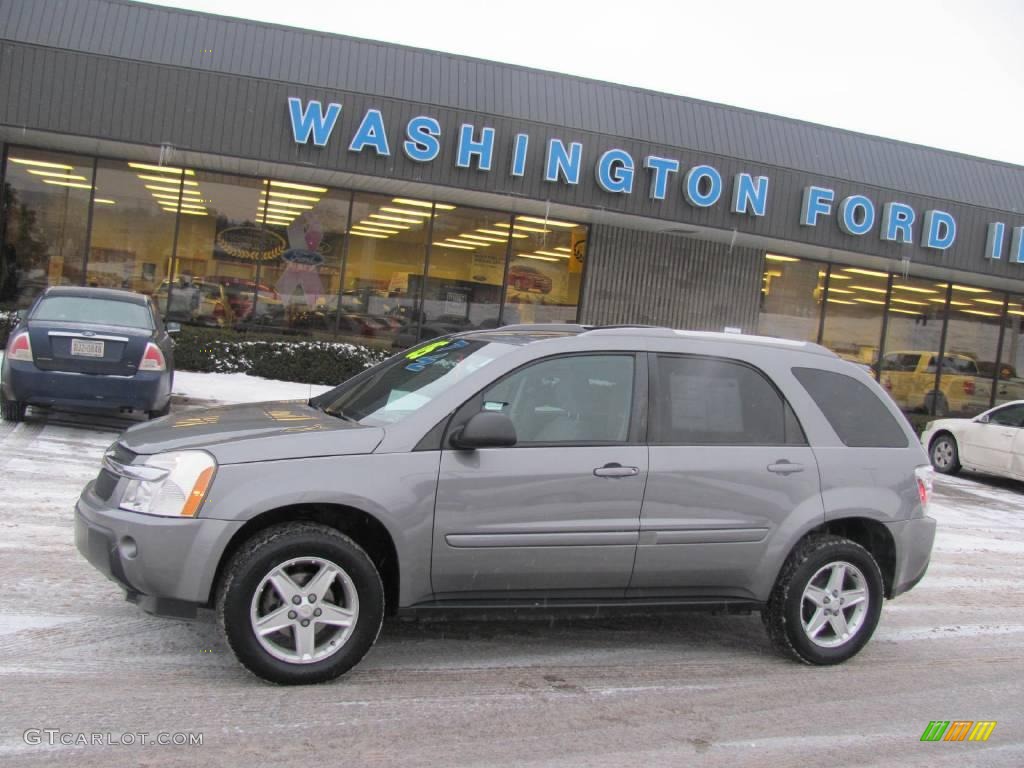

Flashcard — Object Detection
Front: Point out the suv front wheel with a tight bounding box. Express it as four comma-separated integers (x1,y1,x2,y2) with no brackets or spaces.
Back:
763,534,883,665
217,523,385,685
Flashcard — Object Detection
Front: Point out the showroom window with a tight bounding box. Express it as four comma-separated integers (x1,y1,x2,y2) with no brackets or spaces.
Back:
941,283,1004,417
877,275,948,418
340,193,431,347
820,266,889,368
425,204,508,339
757,254,823,342
501,215,585,326
254,182,350,337
995,295,1024,408
85,160,181,295
1,148,95,309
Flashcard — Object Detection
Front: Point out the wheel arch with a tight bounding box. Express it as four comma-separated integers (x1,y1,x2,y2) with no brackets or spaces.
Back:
802,517,897,598
210,503,401,615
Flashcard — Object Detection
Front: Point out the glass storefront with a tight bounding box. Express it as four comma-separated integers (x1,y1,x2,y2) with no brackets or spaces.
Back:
821,266,889,368
757,254,822,342
1,147,590,348
1,148,95,309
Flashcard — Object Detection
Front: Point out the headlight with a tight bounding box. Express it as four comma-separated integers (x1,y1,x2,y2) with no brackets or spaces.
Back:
118,451,216,518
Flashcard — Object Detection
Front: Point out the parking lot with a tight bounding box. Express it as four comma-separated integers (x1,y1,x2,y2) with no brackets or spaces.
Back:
1,405,1022,767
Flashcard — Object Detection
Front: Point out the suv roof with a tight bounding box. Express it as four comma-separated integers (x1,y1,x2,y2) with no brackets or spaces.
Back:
472,324,837,357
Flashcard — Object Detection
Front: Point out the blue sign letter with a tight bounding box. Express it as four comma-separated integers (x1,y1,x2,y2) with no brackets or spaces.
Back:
922,210,956,250
644,156,680,200
1013,227,1024,264
349,109,391,156
403,116,441,162
800,186,834,227
731,174,769,216
839,195,875,236
511,133,529,177
288,97,341,147
986,222,1006,260
545,139,583,185
882,202,916,243
684,165,722,207
596,149,635,194
457,124,496,171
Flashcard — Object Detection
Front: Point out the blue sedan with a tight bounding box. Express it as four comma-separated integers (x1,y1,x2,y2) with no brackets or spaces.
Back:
1,286,176,421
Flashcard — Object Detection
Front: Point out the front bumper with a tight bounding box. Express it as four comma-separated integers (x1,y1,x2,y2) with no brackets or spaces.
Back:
75,480,243,617
886,514,937,597
3,359,170,412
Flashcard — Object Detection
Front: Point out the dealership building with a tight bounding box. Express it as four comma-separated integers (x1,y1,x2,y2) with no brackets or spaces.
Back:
2,0,1024,420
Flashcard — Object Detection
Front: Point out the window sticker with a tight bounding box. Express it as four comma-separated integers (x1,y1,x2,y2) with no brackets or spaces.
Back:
405,339,469,371
405,339,453,361
483,401,507,411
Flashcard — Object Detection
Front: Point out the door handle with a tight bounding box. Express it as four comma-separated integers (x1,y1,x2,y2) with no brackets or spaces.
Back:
767,460,805,476
593,463,640,478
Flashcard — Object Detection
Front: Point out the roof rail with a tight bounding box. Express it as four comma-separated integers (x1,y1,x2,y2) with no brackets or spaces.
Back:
488,323,588,333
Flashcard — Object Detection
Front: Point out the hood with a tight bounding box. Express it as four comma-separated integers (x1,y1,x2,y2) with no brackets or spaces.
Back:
119,401,384,464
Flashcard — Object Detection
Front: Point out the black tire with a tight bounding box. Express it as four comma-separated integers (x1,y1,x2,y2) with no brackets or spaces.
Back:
762,534,884,666
1,398,26,423
216,522,384,685
929,432,961,475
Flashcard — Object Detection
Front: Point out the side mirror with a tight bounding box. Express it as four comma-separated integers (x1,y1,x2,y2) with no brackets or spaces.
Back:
449,411,517,450
976,414,990,424
166,322,181,334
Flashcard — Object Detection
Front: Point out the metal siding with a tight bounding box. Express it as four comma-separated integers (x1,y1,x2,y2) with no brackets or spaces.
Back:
580,225,762,331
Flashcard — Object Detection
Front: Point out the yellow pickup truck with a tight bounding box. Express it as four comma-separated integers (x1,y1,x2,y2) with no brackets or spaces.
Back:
878,350,982,416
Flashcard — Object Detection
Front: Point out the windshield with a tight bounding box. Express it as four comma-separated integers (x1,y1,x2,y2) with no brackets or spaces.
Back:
315,337,510,426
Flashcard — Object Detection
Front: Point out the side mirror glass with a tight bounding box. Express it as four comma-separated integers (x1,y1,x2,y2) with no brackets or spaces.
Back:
449,411,517,450
976,414,990,424
166,322,181,334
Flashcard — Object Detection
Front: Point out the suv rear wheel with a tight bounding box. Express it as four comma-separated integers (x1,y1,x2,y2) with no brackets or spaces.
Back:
763,534,883,665
217,523,385,685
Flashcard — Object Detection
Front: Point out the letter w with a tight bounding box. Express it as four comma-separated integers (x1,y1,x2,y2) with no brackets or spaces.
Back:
920,721,949,741
288,98,342,146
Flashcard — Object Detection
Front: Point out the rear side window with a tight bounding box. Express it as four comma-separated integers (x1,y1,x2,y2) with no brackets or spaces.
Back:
653,355,806,446
31,296,153,329
792,367,908,448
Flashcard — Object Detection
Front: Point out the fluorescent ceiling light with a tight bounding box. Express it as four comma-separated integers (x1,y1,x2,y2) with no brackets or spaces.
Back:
380,206,431,217
444,239,480,247
1008,310,1024,317
258,200,314,211
350,231,388,239
534,250,569,258
928,298,971,306
10,157,75,170
146,184,199,195
973,298,1006,306
827,299,857,305
889,298,928,306
459,234,506,243
260,206,300,216
27,170,87,180
42,180,92,189
891,285,938,294
853,298,885,305
850,285,888,294
151,193,186,201
826,288,854,295
433,242,475,250
888,308,924,315
179,210,207,216
128,162,194,175
392,198,455,210
264,191,320,202
765,254,799,262
843,268,889,278
949,284,990,293
518,254,559,262
554,247,572,253
961,309,999,317
355,225,403,234
93,198,116,205
136,174,199,186
516,215,576,228
269,180,328,193
825,273,851,280
474,229,511,238
370,214,422,224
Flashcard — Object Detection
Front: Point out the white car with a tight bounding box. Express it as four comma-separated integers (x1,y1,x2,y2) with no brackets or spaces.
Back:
921,400,1024,479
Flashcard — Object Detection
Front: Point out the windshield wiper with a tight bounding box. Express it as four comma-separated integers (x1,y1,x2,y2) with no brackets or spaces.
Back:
323,407,358,423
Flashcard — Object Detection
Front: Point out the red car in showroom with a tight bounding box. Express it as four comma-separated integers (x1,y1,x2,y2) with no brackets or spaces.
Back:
508,265,553,294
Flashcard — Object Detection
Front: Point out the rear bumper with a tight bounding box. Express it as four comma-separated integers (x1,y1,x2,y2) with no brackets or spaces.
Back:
3,359,170,412
75,480,243,616
886,514,937,597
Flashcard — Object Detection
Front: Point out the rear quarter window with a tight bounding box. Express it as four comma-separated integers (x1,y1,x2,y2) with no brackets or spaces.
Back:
792,367,909,448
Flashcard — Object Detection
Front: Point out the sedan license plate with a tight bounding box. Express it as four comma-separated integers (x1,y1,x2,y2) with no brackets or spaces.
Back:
71,338,105,357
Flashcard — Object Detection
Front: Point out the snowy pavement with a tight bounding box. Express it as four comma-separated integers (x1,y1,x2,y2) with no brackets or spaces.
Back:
0,375,1022,766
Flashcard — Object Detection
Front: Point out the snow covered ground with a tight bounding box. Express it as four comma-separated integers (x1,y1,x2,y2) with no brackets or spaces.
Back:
0,370,1021,765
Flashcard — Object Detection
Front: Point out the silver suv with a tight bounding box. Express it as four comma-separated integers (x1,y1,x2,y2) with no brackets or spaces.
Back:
75,326,936,684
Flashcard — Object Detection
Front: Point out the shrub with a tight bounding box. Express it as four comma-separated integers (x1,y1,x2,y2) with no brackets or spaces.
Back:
171,326,389,385
0,310,14,348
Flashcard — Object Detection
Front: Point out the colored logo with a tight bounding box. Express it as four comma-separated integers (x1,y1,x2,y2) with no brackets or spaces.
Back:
920,721,997,742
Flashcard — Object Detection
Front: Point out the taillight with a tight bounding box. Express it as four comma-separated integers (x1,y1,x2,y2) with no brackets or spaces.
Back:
8,331,33,362
914,466,933,513
139,343,166,372
963,379,975,395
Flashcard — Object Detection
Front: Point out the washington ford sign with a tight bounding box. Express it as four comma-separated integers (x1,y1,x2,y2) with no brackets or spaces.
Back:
288,98,1023,263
